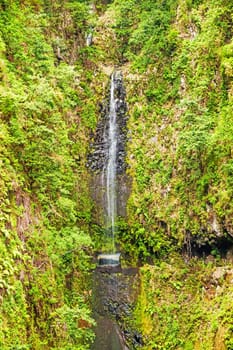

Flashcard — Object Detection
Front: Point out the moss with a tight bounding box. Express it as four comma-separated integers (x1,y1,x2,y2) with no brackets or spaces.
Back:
0,1,97,348
134,256,233,349
1,0,233,348
107,0,233,255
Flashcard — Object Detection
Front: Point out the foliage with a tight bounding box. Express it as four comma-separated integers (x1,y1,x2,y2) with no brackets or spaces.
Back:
0,0,98,348
53,301,96,349
108,0,233,257
135,256,233,350
1,0,233,348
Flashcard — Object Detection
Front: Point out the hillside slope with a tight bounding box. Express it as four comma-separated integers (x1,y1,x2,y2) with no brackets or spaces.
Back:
104,0,233,348
111,0,233,258
0,1,100,348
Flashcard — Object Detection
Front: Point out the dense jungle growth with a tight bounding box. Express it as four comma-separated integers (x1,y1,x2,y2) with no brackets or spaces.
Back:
0,0,98,348
1,0,233,349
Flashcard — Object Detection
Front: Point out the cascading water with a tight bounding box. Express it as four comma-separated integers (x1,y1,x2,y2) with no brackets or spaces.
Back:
88,70,128,263
103,73,118,253
89,72,140,350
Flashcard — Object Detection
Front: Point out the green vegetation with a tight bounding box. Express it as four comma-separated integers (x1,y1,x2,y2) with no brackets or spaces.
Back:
0,0,102,348
109,0,233,258
98,0,233,348
1,0,233,349
134,255,233,350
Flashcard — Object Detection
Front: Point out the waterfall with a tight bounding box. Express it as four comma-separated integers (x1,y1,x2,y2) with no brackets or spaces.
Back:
88,70,128,262
103,73,118,252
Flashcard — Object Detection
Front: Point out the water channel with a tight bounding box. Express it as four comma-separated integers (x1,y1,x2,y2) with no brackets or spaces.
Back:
89,72,140,349
91,266,139,350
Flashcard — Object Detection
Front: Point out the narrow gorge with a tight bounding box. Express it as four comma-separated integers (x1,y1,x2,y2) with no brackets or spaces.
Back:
1,0,233,349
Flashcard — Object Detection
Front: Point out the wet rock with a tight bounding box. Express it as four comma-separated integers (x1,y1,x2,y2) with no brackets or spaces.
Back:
87,71,128,174
98,253,121,266
92,267,141,349
87,72,131,224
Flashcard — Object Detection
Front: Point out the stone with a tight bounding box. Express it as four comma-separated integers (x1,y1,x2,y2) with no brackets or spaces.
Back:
212,267,226,280
225,269,233,283
87,71,128,174
226,246,233,263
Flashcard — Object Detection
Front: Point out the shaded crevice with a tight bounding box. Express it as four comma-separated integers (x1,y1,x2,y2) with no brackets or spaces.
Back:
183,229,233,259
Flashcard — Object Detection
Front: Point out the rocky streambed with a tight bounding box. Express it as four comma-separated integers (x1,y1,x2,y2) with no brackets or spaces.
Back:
91,265,143,350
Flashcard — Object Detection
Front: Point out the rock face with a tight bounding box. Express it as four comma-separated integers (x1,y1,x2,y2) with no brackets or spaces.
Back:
87,70,128,174
87,71,130,223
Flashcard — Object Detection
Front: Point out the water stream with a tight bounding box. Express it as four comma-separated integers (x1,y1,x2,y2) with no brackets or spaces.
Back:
102,72,118,252
91,267,139,350
90,72,137,349
87,70,128,252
